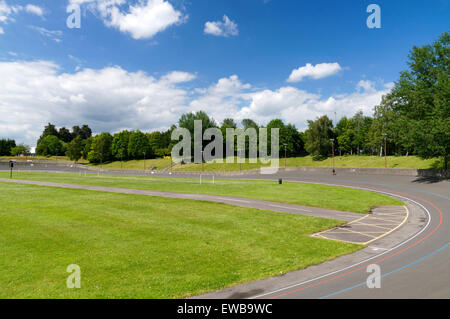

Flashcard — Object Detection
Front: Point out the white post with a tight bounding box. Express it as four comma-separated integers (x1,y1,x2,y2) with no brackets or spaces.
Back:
200,175,202,184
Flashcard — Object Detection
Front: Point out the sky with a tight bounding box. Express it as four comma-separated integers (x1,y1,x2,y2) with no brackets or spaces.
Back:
0,0,449,147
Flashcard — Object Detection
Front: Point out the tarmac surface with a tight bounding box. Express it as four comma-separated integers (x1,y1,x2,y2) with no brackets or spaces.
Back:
1,163,449,299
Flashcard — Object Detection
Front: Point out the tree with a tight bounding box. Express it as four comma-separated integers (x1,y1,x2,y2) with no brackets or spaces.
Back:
72,124,92,140
87,133,113,163
385,32,450,168
112,130,131,160
336,117,355,154
222,118,237,128
36,135,65,156
82,137,93,160
305,115,334,160
80,125,92,140
178,111,217,158
66,136,84,162
148,130,171,158
241,119,258,130
0,139,16,156
10,144,30,156
128,130,153,159
38,123,59,144
58,127,73,143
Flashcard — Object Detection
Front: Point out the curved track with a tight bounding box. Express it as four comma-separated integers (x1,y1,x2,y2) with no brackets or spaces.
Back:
2,164,449,298
239,171,450,299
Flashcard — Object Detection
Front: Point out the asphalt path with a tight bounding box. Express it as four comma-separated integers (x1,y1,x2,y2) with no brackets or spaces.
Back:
1,163,449,298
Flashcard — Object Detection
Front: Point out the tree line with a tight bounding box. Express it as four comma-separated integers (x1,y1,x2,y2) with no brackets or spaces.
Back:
2,32,448,169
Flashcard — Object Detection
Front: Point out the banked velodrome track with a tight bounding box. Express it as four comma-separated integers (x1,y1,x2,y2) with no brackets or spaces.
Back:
1,162,449,299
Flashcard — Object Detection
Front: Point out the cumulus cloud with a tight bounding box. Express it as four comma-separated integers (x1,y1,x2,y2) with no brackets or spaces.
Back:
70,0,185,39
287,62,342,82
25,4,44,16
1,60,391,146
204,15,238,37
0,60,195,145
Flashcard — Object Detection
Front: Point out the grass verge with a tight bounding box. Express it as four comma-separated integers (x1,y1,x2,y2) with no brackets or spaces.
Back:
0,182,360,298
0,171,403,213
172,155,442,171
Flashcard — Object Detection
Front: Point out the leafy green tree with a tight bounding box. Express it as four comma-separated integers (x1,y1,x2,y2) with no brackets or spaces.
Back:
336,117,355,154
80,125,92,139
386,32,449,168
66,136,84,162
58,127,73,143
305,115,334,160
128,130,153,159
87,133,113,163
178,111,217,159
112,130,131,160
0,139,16,156
38,123,59,145
241,119,258,130
10,144,30,156
36,135,65,156
82,137,93,160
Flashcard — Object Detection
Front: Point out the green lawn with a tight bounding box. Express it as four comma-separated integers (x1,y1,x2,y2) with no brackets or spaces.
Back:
172,155,441,172
0,182,361,298
0,171,403,213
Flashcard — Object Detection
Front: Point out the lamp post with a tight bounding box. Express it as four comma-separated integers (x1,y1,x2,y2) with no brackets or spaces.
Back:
143,151,146,171
382,133,387,169
283,143,287,169
330,139,335,176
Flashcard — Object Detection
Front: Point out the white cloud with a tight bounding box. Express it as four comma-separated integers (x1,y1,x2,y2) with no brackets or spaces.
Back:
0,60,196,145
204,15,238,37
29,26,63,42
70,0,185,39
0,60,391,146
287,62,342,82
25,4,44,16
161,71,196,84
0,1,45,34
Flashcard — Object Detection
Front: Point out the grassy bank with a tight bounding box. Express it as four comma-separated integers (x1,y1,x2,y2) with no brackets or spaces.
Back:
0,171,403,213
88,158,172,171
172,155,441,172
0,182,360,298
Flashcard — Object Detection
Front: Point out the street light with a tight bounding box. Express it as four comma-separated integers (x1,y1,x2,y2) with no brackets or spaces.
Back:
330,139,335,176
382,133,387,168
283,143,287,169
143,151,146,171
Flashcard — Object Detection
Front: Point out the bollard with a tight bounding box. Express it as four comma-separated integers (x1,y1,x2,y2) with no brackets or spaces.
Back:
279,178,282,185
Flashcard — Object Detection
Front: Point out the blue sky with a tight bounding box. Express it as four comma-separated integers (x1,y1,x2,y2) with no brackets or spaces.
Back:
0,0,449,146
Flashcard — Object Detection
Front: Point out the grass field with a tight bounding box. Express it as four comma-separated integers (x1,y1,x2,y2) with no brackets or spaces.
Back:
0,182,361,298
172,155,441,172
0,171,403,213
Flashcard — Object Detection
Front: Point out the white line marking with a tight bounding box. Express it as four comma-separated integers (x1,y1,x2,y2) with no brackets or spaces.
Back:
250,186,431,299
